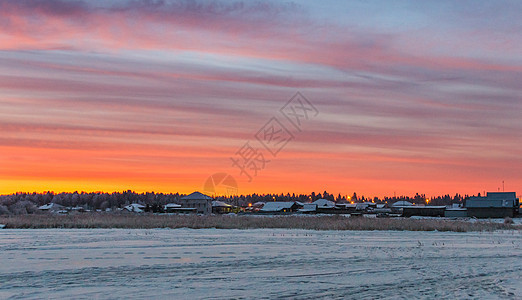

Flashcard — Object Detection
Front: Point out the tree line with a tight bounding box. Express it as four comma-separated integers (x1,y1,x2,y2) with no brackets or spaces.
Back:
0,190,469,215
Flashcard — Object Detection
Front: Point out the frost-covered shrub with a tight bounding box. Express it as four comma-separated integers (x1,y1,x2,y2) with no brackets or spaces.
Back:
0,205,10,215
9,200,37,215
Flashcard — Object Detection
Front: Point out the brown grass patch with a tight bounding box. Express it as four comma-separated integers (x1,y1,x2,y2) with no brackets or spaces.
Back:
0,214,520,232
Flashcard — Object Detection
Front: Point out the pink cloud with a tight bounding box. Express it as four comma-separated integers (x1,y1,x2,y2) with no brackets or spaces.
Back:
2,0,520,76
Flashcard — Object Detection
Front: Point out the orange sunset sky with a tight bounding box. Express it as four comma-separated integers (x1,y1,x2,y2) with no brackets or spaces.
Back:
1,0,521,198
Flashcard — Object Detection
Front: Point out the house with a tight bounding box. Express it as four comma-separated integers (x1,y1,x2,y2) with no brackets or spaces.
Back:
465,192,519,218
38,203,65,213
179,191,213,214
312,199,336,208
298,203,318,213
300,201,358,214
124,203,145,213
391,201,413,214
313,199,348,214
336,203,357,210
253,202,265,209
392,201,413,207
259,201,303,213
373,204,392,215
356,202,377,211
245,202,265,212
212,200,234,214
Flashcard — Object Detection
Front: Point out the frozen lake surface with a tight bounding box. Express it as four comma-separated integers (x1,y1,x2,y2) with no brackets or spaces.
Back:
1,228,521,299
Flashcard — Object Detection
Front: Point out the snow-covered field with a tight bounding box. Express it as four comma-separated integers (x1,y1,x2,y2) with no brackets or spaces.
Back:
1,229,521,299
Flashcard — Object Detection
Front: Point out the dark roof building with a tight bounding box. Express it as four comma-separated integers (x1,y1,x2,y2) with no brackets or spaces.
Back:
466,192,519,218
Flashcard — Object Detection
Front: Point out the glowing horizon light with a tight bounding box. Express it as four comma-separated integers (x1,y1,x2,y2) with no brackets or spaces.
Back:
0,1,521,197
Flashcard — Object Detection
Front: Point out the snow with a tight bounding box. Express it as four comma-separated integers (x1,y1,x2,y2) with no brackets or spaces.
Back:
212,200,232,208
299,203,318,212
392,201,413,207
38,203,53,210
312,199,335,207
259,202,296,212
1,228,521,299
123,203,145,213
37,203,64,210
164,203,181,209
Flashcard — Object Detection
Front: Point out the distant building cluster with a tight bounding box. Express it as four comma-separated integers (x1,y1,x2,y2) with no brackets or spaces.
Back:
2,190,519,220
113,191,520,219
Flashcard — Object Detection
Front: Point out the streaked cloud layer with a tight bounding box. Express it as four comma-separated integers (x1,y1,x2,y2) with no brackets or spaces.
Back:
1,0,521,196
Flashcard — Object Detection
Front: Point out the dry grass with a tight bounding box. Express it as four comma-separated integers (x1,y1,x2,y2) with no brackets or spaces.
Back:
0,213,520,232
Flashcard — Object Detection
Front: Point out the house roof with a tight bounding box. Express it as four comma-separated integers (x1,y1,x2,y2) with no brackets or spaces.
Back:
124,203,145,212
181,191,212,200
164,203,182,208
392,201,413,207
312,199,335,207
38,203,64,210
466,198,515,208
260,202,297,212
38,203,52,210
299,203,318,212
486,192,516,200
212,200,232,208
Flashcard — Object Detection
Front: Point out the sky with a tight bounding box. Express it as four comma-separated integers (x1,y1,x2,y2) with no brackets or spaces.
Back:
1,0,521,197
